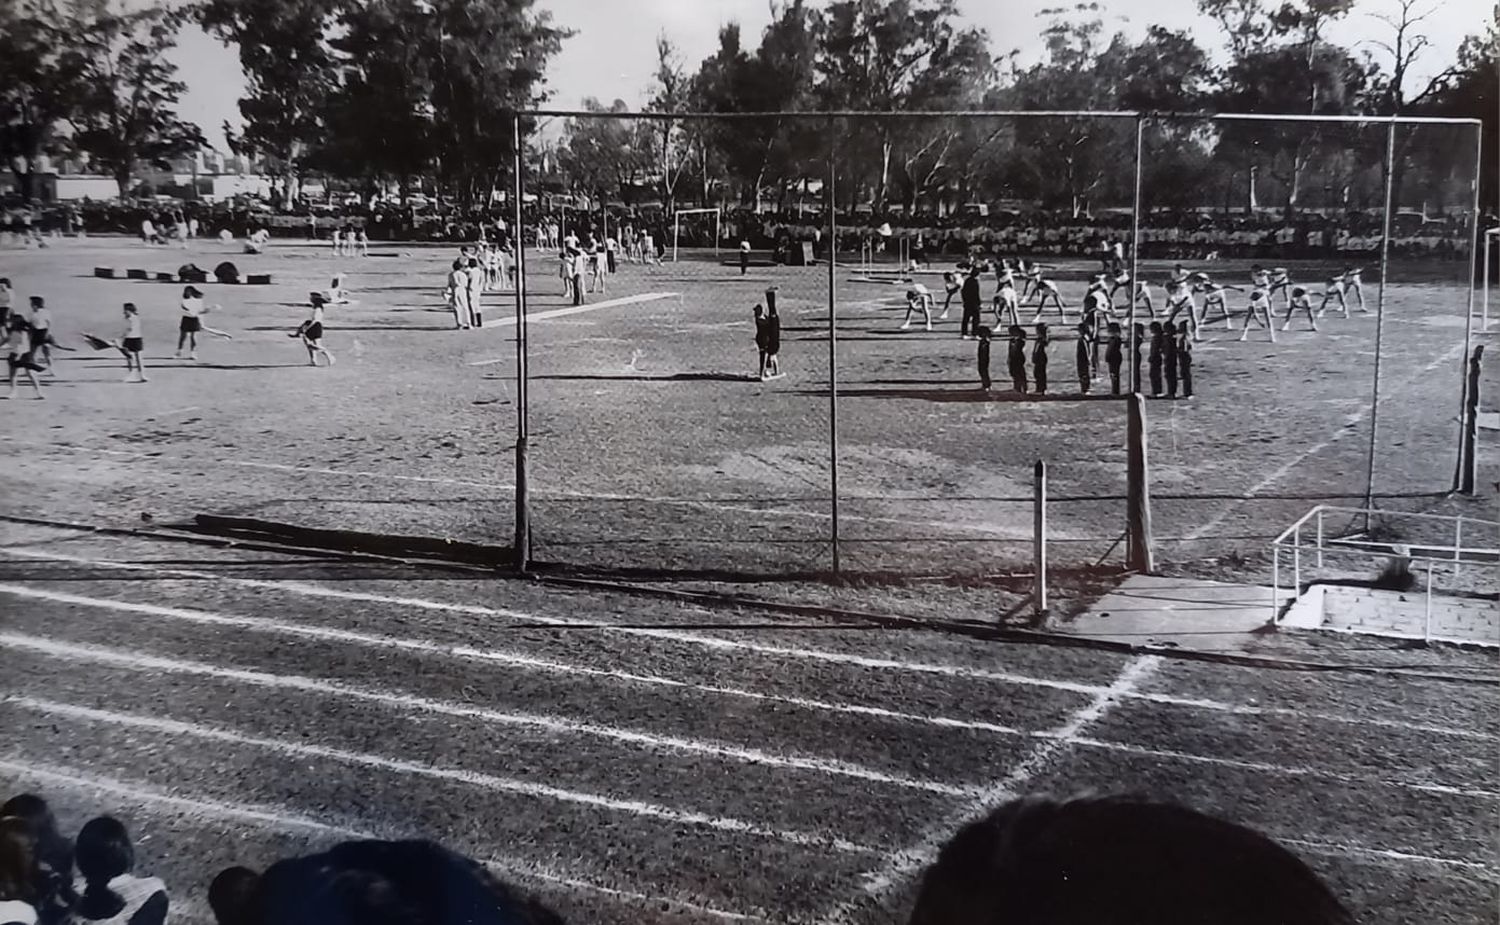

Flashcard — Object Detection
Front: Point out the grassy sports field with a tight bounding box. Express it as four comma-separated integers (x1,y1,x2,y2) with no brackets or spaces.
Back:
0,236,1491,590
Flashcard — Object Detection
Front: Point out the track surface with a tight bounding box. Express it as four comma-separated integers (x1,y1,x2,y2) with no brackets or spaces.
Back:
0,239,1492,584
0,522,1495,924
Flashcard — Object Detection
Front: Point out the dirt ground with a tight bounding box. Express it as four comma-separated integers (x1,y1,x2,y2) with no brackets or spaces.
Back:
1,236,1494,610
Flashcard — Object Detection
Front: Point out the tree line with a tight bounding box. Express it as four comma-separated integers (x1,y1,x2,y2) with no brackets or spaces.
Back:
1,0,1493,215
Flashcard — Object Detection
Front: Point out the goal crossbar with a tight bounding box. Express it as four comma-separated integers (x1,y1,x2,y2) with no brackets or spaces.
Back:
672,208,721,263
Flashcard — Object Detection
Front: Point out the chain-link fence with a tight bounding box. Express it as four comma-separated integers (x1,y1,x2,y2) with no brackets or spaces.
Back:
492,110,1482,582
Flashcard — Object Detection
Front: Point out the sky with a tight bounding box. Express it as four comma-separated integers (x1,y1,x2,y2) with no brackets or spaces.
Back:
170,0,1485,152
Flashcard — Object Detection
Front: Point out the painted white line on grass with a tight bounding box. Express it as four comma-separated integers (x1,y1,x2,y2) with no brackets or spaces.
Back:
0,575,1025,736
0,758,773,923
5,544,1496,746
9,696,882,856
0,632,972,797
1182,340,1467,544
467,292,678,358
822,656,1163,923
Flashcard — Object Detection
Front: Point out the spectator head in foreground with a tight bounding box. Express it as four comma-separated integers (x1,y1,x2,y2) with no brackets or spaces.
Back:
0,795,73,921
0,817,38,924
907,795,1353,925
73,817,167,925
213,840,564,925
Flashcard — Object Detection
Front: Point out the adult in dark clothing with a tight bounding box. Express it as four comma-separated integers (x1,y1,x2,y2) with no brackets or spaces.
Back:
752,303,770,379
960,270,983,339
1104,323,1124,396
1032,323,1049,395
1163,321,1180,398
1007,325,1027,394
1147,321,1165,397
765,301,782,377
1177,325,1194,399
1075,322,1094,394
976,325,992,391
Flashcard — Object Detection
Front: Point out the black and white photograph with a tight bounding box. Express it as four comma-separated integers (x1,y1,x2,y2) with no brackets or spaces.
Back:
0,0,1496,922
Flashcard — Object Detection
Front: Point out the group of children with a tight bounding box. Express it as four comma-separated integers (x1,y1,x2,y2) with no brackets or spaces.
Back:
329,227,371,258
974,320,1196,399
445,242,515,329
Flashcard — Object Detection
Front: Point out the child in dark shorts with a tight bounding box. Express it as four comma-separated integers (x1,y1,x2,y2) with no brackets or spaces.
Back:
292,293,335,367
753,303,770,379
120,302,146,383
5,315,44,399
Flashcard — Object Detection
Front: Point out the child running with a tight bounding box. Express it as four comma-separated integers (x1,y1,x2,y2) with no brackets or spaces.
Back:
175,286,232,359
4,315,44,399
292,293,336,366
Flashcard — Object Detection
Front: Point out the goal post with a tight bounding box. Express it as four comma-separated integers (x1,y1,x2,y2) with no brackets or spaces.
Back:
672,207,721,263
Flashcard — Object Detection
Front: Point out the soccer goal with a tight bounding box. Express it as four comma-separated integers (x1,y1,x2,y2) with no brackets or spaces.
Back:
672,207,721,263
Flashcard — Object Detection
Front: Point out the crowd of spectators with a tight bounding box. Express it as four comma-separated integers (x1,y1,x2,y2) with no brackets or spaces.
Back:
1,194,1483,264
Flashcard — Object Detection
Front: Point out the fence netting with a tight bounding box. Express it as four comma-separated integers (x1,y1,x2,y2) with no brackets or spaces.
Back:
507,111,1480,583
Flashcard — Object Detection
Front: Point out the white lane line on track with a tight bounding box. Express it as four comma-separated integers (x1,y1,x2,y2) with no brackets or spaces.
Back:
0,576,1028,735
0,758,774,923
7,696,881,857
823,656,1163,922
4,544,1496,745
1278,837,1499,880
1181,340,1467,544
0,632,972,798
5,625,1486,805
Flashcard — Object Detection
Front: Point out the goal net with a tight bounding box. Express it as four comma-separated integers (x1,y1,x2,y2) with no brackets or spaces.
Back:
672,207,721,262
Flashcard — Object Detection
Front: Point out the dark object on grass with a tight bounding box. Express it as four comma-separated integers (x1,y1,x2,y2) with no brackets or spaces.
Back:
1371,545,1417,591
93,267,115,279
125,269,147,280
213,261,240,284
909,794,1353,925
213,840,565,925
245,274,272,285
177,264,207,284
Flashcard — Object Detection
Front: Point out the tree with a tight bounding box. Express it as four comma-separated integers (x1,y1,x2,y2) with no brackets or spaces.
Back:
557,98,645,207
1423,16,1498,212
814,0,993,210
643,35,694,210
315,0,434,194
420,0,572,207
200,0,342,206
0,0,89,201
69,1,206,197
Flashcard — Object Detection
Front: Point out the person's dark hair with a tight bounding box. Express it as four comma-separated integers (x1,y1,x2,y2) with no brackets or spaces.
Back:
1150,321,1163,334
208,866,260,925
74,817,133,920
0,795,69,879
28,296,42,307
909,795,1353,925
0,278,10,287
183,286,201,298
0,817,37,904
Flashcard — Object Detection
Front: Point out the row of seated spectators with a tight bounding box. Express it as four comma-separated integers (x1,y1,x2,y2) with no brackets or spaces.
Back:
2,790,1356,925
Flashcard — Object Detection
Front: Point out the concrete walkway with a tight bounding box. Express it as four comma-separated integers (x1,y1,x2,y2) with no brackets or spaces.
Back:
1059,575,1293,654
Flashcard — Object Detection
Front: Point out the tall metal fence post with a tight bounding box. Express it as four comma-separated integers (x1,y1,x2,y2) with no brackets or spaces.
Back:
1126,393,1155,572
1033,460,1048,622
511,113,531,572
1455,126,1483,490
826,134,841,575
1364,117,1398,530
1128,114,1144,393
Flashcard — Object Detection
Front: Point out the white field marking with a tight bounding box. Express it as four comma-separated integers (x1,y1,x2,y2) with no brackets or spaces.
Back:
468,291,677,347
7,440,1037,540
5,544,1496,746
152,406,200,418
0,561,1103,697
0,758,774,924
1062,735,1498,800
9,695,882,856
0,632,972,797
1279,836,1499,880
1182,340,1467,544
822,656,1163,923
0,574,1025,736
